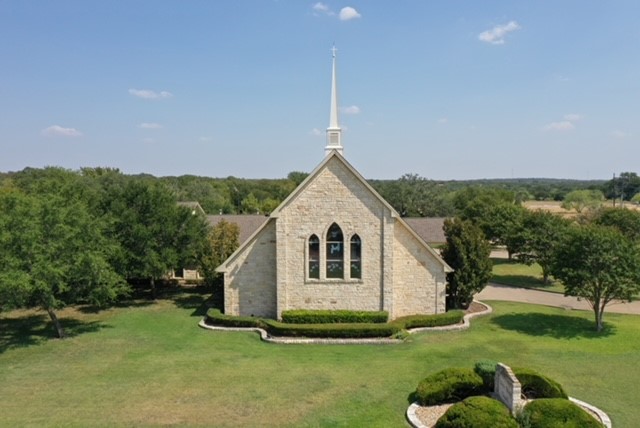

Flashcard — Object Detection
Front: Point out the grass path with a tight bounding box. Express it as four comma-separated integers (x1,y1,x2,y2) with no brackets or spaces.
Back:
1,292,639,427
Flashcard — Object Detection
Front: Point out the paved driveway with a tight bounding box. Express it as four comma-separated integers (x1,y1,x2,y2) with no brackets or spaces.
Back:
477,283,640,315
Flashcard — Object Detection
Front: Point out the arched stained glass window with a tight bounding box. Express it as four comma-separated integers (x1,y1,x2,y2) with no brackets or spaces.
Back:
350,234,361,279
308,234,320,279
326,223,344,279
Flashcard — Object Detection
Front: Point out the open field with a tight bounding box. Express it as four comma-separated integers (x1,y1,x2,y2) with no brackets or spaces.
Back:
1,291,639,427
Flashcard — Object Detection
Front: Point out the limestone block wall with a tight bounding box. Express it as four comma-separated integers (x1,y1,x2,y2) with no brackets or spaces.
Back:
275,158,391,318
224,220,277,318
391,222,446,318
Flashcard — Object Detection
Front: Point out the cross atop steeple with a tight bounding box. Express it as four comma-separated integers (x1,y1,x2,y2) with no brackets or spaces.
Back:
325,45,343,156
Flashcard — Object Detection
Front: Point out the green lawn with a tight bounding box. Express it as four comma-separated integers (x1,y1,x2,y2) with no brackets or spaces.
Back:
491,258,565,293
1,291,639,427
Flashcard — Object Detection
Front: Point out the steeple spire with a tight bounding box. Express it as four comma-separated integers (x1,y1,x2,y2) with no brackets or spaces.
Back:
325,45,343,156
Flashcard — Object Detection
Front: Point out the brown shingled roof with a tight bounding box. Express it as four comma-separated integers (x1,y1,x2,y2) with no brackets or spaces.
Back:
403,217,447,244
206,215,269,244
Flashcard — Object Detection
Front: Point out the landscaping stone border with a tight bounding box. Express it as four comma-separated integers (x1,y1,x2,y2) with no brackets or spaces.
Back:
198,300,493,344
406,397,612,428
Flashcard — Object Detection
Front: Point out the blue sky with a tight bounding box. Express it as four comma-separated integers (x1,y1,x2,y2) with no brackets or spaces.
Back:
1,1,639,180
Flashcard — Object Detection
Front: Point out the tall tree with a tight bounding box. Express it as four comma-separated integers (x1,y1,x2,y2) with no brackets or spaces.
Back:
551,224,640,332
561,189,604,213
592,207,640,242
199,220,240,286
441,218,492,309
516,211,570,283
0,190,128,338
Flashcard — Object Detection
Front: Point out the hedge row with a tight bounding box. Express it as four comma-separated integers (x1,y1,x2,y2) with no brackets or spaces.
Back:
205,308,463,338
206,309,260,328
392,310,464,329
261,319,399,338
523,398,602,428
281,309,388,324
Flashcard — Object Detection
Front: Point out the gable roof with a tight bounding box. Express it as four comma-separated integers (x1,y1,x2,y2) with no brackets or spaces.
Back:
217,151,451,273
207,214,269,244
403,217,447,244
177,201,206,215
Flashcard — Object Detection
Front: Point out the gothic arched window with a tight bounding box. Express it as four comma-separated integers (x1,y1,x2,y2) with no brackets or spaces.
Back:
326,223,344,279
308,234,320,279
350,234,362,279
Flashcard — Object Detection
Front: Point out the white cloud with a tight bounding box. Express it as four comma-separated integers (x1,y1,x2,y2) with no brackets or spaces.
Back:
611,130,629,139
543,121,575,132
128,88,173,100
138,122,163,129
478,21,520,45
309,128,323,136
312,2,332,14
564,113,581,122
41,125,83,137
339,6,361,21
340,105,361,114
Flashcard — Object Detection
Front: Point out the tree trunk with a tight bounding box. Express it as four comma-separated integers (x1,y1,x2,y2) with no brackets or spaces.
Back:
593,300,604,332
150,276,156,300
46,307,66,339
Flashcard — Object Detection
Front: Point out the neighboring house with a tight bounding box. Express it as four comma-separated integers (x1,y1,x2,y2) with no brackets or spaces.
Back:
177,201,206,216
215,49,452,320
171,201,207,281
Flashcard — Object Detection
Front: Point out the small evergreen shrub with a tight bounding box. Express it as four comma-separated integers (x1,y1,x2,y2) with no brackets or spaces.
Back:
205,308,260,328
513,368,568,399
434,396,518,428
473,359,498,392
415,368,484,406
524,398,602,428
280,309,388,324
262,319,399,338
392,310,464,329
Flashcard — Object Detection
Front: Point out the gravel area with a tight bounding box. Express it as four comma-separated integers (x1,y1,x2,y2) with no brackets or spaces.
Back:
415,404,452,427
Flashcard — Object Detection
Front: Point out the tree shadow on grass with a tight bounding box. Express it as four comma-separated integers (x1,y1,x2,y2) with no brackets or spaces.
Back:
491,312,615,339
170,285,220,317
0,314,109,354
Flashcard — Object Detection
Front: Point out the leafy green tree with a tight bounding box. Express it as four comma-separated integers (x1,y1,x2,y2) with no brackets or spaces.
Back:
105,180,200,298
551,224,640,331
0,190,128,338
199,220,240,286
592,207,640,241
561,189,604,212
603,172,640,201
516,211,570,283
441,218,492,309
241,193,260,214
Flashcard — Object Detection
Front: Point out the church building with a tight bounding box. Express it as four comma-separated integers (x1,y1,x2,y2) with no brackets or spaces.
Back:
216,49,452,320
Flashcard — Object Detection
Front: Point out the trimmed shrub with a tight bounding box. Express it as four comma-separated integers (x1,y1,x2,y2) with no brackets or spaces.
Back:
474,359,498,392
524,398,602,428
205,308,260,328
513,368,568,399
261,319,399,338
392,310,465,329
435,396,518,428
415,368,484,406
280,309,388,324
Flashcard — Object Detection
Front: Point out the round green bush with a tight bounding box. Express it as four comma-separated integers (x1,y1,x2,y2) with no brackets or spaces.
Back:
473,359,497,392
415,368,484,406
435,396,518,428
524,398,602,428
513,368,568,399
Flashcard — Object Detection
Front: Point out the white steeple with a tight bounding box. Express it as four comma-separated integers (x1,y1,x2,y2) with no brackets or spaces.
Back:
325,45,343,156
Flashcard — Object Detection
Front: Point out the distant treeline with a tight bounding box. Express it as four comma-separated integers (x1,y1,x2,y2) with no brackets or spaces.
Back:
1,168,619,218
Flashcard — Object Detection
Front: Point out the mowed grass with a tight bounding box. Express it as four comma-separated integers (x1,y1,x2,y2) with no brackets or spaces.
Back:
491,258,565,294
1,291,639,427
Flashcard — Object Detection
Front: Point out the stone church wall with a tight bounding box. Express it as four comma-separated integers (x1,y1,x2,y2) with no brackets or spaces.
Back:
276,158,389,318
224,220,277,318
391,222,445,318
